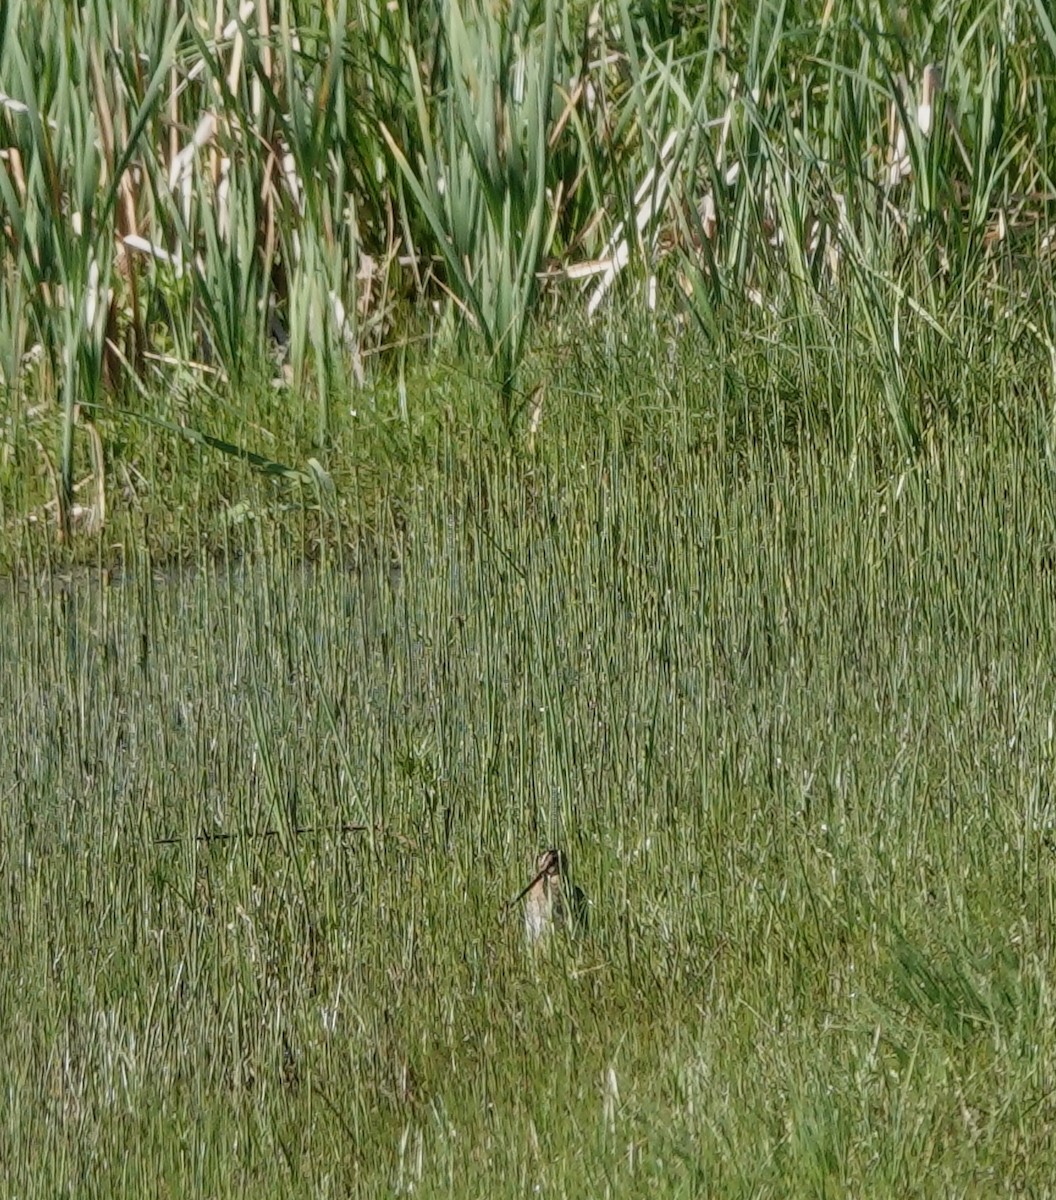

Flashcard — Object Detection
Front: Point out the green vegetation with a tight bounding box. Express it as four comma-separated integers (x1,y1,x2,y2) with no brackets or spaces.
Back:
1,0,1054,531
5,427,1056,1195
3,0,1056,1194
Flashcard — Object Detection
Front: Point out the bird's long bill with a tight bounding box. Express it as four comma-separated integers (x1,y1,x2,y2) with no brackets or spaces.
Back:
509,865,548,909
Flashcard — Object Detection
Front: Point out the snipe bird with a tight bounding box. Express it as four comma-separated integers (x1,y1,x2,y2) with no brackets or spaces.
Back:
512,848,587,943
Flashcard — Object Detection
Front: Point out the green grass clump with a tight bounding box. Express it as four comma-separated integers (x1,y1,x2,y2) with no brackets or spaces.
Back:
4,413,1056,1195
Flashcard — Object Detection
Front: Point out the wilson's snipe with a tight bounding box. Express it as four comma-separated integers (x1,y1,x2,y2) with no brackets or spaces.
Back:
512,848,587,943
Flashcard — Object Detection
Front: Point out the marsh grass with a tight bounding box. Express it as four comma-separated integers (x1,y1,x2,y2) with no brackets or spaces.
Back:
4,404,1056,1194
2,6,1056,1190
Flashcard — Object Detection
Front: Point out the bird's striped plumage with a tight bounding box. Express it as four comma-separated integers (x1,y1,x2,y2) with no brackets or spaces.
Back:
514,848,587,943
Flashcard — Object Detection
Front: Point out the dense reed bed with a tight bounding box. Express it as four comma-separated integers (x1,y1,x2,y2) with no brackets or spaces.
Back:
1,0,1054,532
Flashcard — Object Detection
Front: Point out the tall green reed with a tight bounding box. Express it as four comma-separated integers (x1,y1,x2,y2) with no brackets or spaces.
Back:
382,0,560,425
1,0,1054,493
